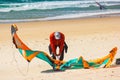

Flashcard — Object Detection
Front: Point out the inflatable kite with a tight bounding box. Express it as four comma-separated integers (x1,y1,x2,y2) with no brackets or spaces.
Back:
11,24,118,71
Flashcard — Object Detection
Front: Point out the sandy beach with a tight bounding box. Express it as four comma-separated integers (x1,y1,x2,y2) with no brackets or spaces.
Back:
0,16,120,80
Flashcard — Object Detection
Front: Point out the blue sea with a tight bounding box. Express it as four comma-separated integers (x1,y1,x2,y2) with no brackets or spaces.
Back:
0,0,120,23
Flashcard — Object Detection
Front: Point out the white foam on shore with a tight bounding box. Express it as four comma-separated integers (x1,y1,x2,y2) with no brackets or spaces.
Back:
0,10,120,23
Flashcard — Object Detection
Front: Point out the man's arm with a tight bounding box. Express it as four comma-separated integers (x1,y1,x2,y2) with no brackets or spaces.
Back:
58,33,65,55
64,42,68,53
50,33,57,56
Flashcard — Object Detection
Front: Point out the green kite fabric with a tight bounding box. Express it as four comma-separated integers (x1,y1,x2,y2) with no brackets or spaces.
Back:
11,24,118,71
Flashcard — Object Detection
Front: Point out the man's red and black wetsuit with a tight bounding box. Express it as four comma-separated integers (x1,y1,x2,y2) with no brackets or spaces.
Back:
49,32,68,60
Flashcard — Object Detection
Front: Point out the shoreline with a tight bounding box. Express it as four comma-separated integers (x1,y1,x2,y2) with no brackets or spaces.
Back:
1,12,120,24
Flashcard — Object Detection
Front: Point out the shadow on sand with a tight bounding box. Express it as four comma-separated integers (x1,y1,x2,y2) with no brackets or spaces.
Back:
41,64,120,73
41,69,65,73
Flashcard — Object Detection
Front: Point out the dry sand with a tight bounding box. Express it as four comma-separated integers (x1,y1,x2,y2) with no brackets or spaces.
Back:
0,16,120,80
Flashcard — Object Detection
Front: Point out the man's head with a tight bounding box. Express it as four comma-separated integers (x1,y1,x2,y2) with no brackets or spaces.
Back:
54,32,61,40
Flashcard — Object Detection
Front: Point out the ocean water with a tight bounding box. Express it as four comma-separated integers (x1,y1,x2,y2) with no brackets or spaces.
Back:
0,0,120,23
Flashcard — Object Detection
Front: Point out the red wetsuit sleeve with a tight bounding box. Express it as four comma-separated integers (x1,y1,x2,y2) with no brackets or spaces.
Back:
59,32,65,54
50,32,56,55
49,32,65,56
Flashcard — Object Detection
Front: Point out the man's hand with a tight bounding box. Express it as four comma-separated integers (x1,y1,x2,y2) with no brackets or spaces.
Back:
51,52,57,57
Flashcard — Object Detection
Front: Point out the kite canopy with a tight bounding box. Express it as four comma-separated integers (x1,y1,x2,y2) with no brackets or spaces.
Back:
11,24,118,71
11,24,64,69
11,24,18,34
